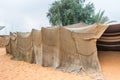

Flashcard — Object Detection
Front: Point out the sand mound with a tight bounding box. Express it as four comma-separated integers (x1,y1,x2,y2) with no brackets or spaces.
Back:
0,48,93,80
0,48,120,80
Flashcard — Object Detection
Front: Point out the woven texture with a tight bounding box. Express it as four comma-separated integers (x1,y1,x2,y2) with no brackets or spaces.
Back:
6,23,107,80
32,29,42,65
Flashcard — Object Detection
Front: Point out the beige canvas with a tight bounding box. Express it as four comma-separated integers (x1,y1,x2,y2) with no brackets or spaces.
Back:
8,32,17,58
41,27,59,68
32,29,42,65
16,32,34,63
7,23,108,80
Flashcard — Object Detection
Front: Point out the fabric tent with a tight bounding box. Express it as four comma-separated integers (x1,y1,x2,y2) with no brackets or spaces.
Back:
41,27,59,68
36,24,107,79
59,24,107,80
64,22,88,28
16,32,34,63
6,23,108,80
97,24,120,51
5,32,17,57
0,26,5,30
32,29,42,65
9,33,17,58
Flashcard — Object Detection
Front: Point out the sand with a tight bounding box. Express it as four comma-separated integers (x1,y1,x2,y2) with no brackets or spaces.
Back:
99,51,120,80
0,48,93,80
0,48,120,80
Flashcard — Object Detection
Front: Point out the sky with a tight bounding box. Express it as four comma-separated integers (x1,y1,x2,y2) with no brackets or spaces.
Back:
0,0,120,34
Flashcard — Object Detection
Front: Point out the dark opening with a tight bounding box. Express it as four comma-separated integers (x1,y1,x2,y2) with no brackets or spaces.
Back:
97,24,120,51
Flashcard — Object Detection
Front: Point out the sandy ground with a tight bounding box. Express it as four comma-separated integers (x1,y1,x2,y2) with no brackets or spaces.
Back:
99,51,120,80
0,48,93,80
0,48,120,80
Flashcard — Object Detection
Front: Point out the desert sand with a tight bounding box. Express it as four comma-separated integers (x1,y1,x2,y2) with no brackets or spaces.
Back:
0,48,120,80
99,51,120,80
0,48,93,80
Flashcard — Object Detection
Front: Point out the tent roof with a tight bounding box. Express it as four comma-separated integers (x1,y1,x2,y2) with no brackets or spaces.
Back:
105,24,120,33
64,22,88,28
0,26,5,30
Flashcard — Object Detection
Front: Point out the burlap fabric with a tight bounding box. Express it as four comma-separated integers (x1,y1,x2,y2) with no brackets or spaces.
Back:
16,32,34,63
11,33,17,58
32,29,42,65
7,23,108,80
41,27,59,68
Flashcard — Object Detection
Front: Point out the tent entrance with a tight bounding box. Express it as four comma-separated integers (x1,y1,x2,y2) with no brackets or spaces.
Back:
97,24,120,79
97,24,120,51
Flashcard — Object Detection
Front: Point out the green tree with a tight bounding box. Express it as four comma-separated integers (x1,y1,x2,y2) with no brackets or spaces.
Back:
47,0,95,26
47,0,114,26
92,11,116,24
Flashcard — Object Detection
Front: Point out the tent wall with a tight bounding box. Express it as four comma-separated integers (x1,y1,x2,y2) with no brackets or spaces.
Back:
16,32,34,63
32,29,42,65
9,33,18,59
41,27,59,68
6,40,11,54
97,24,120,51
58,27,85,72
72,33,101,72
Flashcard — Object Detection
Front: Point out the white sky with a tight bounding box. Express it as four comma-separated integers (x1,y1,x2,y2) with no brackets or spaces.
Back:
0,0,120,34
89,0,120,22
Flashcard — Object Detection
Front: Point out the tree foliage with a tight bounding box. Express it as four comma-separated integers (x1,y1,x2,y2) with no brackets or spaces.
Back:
92,11,116,24
47,0,114,26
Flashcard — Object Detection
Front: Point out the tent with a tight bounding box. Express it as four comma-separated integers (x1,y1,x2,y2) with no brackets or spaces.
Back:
41,27,60,68
6,23,109,80
32,29,42,65
97,24,120,51
16,32,34,63
9,32,17,57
